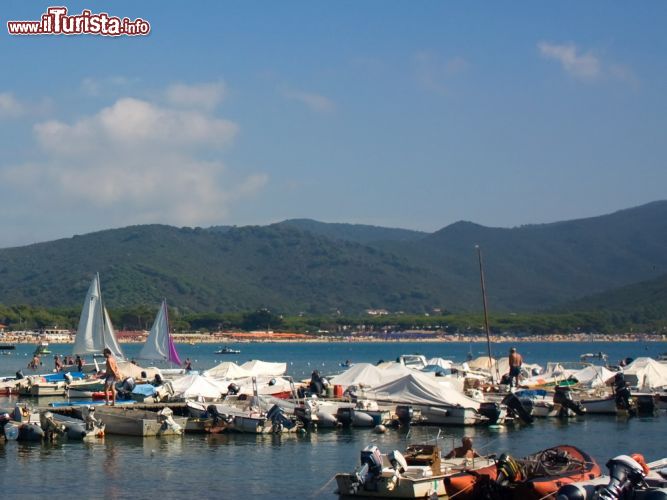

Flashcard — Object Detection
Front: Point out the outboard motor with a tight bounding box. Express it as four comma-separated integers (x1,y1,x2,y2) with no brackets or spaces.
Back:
478,401,503,424
554,385,586,416
40,411,66,441
613,373,634,413
266,404,297,433
495,453,523,486
336,407,355,427
388,450,408,473
598,455,648,500
395,405,413,427
227,383,240,396
116,377,136,399
351,445,384,493
206,405,233,425
15,370,24,380
64,372,74,384
157,407,182,434
502,392,534,424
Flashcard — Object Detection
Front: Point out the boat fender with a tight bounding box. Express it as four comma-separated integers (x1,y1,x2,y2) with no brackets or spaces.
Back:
555,483,596,499
4,422,20,441
373,424,387,434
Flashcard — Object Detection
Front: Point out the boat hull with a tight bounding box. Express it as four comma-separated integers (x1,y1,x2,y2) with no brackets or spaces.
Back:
336,472,448,498
93,407,187,437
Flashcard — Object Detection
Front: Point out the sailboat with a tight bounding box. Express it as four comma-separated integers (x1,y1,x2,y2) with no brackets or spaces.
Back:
72,273,125,361
138,299,182,368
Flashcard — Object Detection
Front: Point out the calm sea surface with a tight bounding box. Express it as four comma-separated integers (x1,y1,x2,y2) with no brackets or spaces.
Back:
1,341,666,499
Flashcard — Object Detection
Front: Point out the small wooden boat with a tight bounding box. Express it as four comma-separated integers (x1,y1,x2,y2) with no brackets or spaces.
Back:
335,442,495,498
444,445,602,499
90,406,186,437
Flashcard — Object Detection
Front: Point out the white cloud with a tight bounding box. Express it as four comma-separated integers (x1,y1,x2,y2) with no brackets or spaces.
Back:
81,76,138,96
414,51,469,94
1,88,267,233
166,81,226,111
538,42,602,81
282,88,335,113
0,92,24,118
538,42,639,86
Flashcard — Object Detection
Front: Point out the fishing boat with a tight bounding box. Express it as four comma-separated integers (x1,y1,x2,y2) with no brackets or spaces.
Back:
215,346,241,355
335,442,495,498
89,406,186,437
444,444,602,499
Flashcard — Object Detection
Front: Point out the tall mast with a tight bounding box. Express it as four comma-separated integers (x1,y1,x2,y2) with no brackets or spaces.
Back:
97,272,107,351
476,245,497,381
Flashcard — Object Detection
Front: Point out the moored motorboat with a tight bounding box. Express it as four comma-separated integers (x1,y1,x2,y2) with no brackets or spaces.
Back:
444,444,602,499
89,406,186,437
215,346,241,355
51,409,105,439
335,442,495,498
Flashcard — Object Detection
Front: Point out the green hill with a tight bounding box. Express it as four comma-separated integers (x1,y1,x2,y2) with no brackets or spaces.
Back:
0,201,665,314
277,219,427,244
377,201,667,311
0,224,444,314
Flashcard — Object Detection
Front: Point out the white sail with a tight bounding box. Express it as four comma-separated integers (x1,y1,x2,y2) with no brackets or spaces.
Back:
139,300,169,362
103,306,124,359
72,274,124,359
138,300,181,366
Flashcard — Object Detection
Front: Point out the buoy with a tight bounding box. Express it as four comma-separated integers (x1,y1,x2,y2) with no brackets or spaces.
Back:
373,424,387,434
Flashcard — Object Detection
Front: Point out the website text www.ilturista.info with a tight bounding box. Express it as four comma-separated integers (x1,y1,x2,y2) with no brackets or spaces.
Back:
7,6,150,37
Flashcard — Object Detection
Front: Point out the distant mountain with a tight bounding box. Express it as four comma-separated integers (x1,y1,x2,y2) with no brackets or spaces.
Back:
563,273,667,317
375,201,667,311
0,201,665,313
277,219,427,244
0,224,444,314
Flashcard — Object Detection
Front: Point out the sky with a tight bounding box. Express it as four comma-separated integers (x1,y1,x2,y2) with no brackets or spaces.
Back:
1,1,666,248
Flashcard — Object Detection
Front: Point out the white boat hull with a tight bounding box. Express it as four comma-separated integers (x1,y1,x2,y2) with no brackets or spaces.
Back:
581,397,618,414
336,471,448,498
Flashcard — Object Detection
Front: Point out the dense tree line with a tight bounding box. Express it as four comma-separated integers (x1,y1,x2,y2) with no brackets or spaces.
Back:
1,304,665,335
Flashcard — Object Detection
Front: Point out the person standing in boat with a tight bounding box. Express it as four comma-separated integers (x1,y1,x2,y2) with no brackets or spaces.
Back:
508,347,523,388
184,358,192,372
103,348,122,406
54,355,63,372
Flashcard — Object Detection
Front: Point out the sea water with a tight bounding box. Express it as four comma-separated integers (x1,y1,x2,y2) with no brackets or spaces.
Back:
1,341,666,499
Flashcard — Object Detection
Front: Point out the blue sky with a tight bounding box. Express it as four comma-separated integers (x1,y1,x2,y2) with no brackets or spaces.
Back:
1,1,666,247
